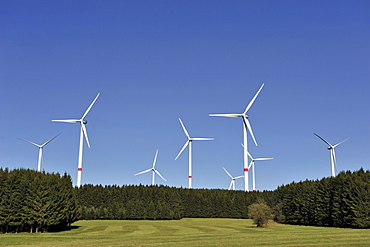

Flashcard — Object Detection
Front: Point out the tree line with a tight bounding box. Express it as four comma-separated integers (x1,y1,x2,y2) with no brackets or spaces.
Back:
1,168,369,233
0,168,78,233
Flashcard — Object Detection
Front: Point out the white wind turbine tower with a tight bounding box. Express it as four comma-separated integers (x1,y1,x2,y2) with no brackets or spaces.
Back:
175,118,214,189
222,167,244,190
209,84,264,192
247,152,273,192
135,149,166,185
18,133,61,172
52,93,100,188
314,133,349,177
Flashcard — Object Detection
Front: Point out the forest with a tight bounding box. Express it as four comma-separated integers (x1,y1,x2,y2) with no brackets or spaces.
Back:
1,168,369,233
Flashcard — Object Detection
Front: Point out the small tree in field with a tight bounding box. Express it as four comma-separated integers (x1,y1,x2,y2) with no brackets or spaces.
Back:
248,201,272,227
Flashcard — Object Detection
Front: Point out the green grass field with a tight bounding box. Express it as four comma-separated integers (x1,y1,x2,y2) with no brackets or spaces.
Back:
1,219,370,246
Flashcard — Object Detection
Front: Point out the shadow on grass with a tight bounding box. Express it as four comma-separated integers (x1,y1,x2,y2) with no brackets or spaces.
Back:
48,225,81,233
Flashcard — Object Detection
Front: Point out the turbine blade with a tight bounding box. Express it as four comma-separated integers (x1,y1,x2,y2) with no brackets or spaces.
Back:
247,152,253,160
334,151,339,175
41,150,44,171
52,119,79,123
331,149,337,176
175,141,189,160
235,175,244,179
191,138,214,141
81,93,100,120
178,118,190,139
332,149,337,168
81,124,90,148
17,138,41,148
255,158,274,161
209,114,240,117
41,132,62,147
152,149,159,168
333,137,350,148
248,160,254,169
154,169,166,181
223,167,233,178
134,168,152,176
243,116,258,146
244,83,264,114
228,180,233,190
314,133,332,147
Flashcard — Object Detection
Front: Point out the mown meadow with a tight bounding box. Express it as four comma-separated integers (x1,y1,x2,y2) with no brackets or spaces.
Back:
1,219,370,246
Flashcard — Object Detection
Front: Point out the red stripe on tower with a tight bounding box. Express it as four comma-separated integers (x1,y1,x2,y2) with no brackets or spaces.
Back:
78,168,82,171
188,176,192,178
244,168,249,172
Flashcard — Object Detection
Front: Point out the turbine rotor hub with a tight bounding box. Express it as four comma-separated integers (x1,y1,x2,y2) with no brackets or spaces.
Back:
82,120,87,124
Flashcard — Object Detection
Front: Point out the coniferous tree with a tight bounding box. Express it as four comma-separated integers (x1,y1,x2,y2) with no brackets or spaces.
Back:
0,169,78,233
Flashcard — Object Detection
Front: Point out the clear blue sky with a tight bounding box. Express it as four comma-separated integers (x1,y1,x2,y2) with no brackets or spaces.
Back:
1,1,369,190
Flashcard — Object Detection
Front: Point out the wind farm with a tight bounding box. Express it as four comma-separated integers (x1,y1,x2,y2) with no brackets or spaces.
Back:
1,2,370,246
7,87,355,192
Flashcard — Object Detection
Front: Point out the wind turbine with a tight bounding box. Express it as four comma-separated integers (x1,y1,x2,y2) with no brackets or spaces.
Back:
222,167,244,190
175,118,214,189
247,152,273,192
52,93,100,188
314,133,349,177
18,133,61,172
209,83,264,191
135,149,166,185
